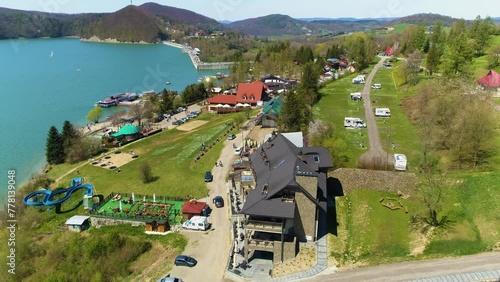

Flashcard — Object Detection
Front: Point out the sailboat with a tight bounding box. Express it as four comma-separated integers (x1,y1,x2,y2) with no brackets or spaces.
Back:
50,51,54,57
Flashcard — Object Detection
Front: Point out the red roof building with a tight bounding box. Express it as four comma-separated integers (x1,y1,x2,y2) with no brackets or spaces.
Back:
181,200,209,219
384,46,395,56
477,69,500,89
207,81,268,112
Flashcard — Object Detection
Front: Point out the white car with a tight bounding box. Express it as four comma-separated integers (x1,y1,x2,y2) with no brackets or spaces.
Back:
372,84,382,89
234,147,242,155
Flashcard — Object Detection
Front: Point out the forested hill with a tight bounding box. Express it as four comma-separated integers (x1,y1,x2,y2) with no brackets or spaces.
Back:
139,2,223,31
82,5,167,42
387,13,460,26
227,14,382,37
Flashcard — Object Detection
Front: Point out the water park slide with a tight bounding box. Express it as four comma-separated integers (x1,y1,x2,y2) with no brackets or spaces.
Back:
23,184,93,206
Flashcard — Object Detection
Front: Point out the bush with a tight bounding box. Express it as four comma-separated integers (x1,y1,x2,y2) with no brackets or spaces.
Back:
139,162,154,184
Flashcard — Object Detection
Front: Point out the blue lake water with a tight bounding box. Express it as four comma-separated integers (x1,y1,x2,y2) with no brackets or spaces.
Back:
0,38,222,202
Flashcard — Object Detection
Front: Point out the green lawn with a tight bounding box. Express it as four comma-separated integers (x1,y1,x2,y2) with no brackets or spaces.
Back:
46,112,241,208
329,189,417,266
315,65,377,167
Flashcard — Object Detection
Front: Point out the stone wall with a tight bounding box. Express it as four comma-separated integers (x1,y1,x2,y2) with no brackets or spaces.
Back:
90,217,145,229
295,175,319,241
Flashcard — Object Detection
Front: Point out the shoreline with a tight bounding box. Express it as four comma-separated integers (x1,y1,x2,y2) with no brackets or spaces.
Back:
162,41,234,70
81,36,150,44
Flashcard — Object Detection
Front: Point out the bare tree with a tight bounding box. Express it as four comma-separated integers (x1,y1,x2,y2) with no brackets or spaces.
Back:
130,104,145,127
405,51,423,85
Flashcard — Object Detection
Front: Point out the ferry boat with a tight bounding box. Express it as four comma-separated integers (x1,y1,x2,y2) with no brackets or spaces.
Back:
111,92,138,102
96,98,118,108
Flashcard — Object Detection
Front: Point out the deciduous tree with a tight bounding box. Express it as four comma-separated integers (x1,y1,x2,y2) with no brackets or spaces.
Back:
86,107,103,123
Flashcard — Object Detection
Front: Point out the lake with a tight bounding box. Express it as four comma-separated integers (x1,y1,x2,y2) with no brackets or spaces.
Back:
0,38,222,202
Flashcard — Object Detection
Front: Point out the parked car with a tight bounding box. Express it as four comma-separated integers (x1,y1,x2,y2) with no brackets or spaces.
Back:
204,171,213,182
213,196,224,208
172,120,182,125
228,134,236,140
157,276,182,282
372,83,382,89
234,147,242,155
174,255,197,267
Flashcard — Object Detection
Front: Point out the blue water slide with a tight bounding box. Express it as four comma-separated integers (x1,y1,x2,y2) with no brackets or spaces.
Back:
23,183,93,206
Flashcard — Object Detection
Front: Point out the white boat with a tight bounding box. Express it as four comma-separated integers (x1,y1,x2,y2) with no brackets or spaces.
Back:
165,81,171,85
50,51,54,57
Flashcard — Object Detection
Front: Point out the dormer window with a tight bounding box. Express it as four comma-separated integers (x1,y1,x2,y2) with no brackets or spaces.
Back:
249,94,255,100
313,155,320,163
242,94,247,100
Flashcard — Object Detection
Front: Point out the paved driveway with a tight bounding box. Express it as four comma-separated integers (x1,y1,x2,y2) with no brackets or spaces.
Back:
167,124,252,282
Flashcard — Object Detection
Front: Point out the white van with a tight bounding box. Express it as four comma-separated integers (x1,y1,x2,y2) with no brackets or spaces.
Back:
375,108,391,117
393,154,407,171
352,75,365,84
344,117,367,128
372,83,382,89
182,216,210,231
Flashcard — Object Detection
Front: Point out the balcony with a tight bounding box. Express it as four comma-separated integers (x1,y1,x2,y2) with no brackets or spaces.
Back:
247,238,275,251
245,220,283,234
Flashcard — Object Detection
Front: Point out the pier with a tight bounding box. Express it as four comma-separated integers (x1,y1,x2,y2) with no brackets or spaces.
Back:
163,41,234,70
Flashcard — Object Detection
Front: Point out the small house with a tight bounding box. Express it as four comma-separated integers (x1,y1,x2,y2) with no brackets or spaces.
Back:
65,215,90,232
181,200,209,219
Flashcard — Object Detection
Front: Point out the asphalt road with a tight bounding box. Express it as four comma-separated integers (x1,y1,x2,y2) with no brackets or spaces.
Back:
307,252,500,282
167,122,251,282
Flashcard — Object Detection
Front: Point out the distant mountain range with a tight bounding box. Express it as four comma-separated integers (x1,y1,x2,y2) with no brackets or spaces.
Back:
0,3,496,40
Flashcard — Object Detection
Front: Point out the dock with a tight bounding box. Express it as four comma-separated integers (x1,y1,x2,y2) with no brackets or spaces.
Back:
163,41,234,70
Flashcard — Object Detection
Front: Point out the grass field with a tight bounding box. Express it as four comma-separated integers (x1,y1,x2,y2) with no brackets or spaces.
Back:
315,65,376,167
47,112,240,202
329,189,417,266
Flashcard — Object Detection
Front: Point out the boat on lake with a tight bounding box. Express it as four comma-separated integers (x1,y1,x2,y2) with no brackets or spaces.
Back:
96,98,118,108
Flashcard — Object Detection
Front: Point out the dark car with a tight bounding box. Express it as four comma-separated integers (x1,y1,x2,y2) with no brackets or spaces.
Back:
174,255,197,267
172,120,182,125
213,196,224,208
204,171,213,182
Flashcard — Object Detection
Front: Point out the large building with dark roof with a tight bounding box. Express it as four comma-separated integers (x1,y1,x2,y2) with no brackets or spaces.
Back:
241,132,332,263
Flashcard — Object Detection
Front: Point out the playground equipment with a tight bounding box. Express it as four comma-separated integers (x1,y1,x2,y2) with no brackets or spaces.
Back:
23,177,95,210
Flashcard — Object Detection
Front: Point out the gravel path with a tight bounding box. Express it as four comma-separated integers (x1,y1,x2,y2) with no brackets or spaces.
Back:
358,57,392,169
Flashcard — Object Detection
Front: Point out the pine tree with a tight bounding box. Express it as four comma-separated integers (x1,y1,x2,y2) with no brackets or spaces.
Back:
61,120,79,158
278,90,311,133
299,62,319,105
426,43,440,76
46,126,64,164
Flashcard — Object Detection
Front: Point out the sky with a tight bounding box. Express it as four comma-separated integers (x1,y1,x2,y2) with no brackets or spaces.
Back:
1,0,499,21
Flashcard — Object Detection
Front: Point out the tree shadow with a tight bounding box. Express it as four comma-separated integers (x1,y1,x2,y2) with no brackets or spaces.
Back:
55,200,83,214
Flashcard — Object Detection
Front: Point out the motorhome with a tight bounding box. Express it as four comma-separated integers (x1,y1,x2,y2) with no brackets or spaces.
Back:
350,92,362,101
372,83,382,89
352,75,365,84
344,117,367,128
182,216,210,231
393,154,407,171
375,108,391,117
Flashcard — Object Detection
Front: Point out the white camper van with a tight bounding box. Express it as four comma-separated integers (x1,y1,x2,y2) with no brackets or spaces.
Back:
352,75,365,84
182,216,210,231
344,117,367,128
375,108,391,117
393,154,407,171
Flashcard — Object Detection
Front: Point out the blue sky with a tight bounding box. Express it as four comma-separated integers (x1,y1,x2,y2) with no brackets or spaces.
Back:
1,0,498,21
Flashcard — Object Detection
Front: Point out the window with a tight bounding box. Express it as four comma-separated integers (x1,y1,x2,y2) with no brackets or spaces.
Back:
249,94,255,100
242,94,247,100
313,155,320,163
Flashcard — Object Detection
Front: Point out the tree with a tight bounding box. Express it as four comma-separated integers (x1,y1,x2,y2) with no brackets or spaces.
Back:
486,44,500,69
182,83,207,104
405,51,423,85
65,137,104,164
299,62,319,105
173,95,183,110
61,120,80,159
426,43,441,76
278,90,311,133
86,107,103,123
139,162,154,184
441,32,474,77
108,111,125,128
46,126,64,164
160,89,175,114
130,104,145,127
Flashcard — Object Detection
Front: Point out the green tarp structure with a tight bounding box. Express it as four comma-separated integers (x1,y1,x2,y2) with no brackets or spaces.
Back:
111,124,139,137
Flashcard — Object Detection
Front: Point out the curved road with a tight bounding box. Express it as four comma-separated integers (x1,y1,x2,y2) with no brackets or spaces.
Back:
308,251,500,282
359,57,391,169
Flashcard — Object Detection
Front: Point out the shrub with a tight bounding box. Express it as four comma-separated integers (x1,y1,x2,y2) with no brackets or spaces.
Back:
139,162,154,184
